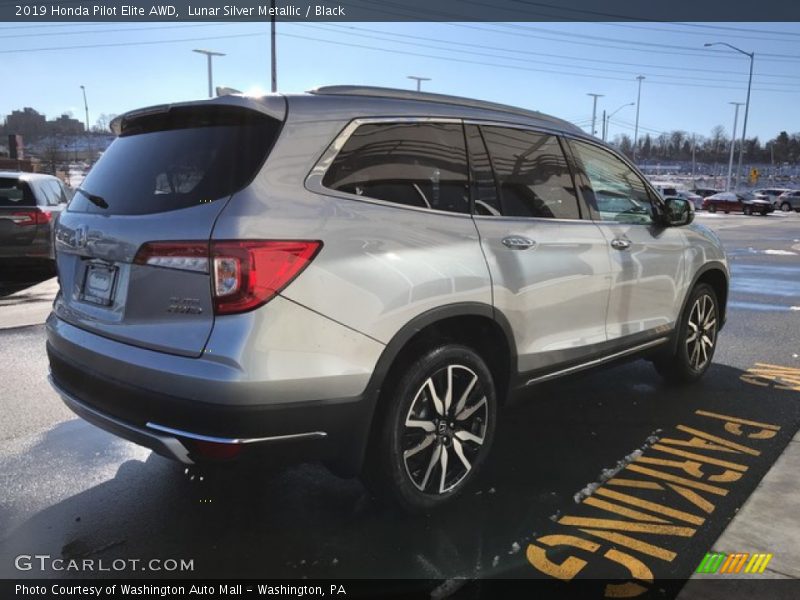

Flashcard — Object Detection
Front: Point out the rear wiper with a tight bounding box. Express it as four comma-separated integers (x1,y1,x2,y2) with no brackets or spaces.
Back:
76,188,108,209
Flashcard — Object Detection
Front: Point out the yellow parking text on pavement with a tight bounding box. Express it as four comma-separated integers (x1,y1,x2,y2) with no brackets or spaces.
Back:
526,409,782,597
740,363,800,392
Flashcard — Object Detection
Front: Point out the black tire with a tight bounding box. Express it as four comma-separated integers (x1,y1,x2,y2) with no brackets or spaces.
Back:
654,283,719,384
761,210,768,216
708,205,717,213
743,206,752,215
781,202,791,212
365,344,497,513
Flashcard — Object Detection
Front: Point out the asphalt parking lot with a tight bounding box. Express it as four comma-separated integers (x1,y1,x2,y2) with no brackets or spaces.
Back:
1,212,799,598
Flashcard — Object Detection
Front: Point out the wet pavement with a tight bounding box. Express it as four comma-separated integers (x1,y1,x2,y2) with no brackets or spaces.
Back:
1,212,799,597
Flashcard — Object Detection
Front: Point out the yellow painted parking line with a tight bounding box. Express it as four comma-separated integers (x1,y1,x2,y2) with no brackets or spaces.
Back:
649,444,748,472
579,529,677,562
625,464,729,495
673,426,761,456
667,484,716,514
582,496,670,523
606,478,663,490
594,487,706,526
741,363,800,392
694,410,781,431
557,516,696,537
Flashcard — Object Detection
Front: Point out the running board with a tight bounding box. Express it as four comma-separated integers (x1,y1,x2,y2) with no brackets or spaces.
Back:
524,337,669,386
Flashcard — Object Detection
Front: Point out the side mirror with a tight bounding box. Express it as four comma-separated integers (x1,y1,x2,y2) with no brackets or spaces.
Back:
663,197,694,226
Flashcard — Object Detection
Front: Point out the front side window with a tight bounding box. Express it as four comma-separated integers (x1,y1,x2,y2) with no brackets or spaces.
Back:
480,126,580,219
570,140,654,225
322,122,470,214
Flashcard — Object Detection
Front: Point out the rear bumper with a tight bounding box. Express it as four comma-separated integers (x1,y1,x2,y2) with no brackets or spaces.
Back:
46,316,378,474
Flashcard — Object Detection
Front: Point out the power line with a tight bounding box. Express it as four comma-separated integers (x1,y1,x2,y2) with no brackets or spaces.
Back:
448,23,800,64
0,23,226,40
300,23,800,86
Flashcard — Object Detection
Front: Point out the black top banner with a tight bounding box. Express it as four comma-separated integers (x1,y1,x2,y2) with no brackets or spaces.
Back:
2,0,800,22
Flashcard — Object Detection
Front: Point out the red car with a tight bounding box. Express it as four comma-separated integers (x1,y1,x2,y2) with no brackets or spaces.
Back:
702,192,774,216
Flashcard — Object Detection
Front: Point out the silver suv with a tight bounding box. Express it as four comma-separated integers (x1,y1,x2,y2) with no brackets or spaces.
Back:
47,86,728,511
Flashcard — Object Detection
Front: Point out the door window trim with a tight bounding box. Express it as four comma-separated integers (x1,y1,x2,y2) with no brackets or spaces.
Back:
463,120,590,223
305,116,473,218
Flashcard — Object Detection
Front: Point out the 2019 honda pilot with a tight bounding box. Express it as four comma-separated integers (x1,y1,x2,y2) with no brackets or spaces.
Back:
47,86,729,511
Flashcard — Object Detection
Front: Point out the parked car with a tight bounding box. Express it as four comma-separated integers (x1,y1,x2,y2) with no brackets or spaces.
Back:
47,86,729,511
0,171,70,265
753,188,791,209
691,188,722,200
775,190,800,212
702,191,774,215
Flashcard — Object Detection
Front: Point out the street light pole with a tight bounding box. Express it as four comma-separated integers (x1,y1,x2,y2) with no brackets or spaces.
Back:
80,85,90,163
79,85,89,132
586,93,604,137
604,102,635,142
407,76,431,91
270,0,277,92
726,102,744,192
704,42,754,190
633,75,645,162
193,49,226,98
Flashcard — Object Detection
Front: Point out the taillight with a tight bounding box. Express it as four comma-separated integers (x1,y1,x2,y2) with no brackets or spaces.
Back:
11,209,50,226
134,242,210,272
133,240,322,315
211,240,322,315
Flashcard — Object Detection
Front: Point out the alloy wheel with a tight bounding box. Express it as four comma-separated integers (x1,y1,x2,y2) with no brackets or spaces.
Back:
686,293,717,371
401,364,488,495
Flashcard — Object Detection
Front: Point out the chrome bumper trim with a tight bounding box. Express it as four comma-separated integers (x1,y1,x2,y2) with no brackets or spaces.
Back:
145,422,327,445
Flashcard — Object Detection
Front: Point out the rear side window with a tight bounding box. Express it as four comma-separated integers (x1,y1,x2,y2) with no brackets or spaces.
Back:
322,122,470,214
0,178,35,207
36,180,68,206
480,126,580,219
69,106,280,215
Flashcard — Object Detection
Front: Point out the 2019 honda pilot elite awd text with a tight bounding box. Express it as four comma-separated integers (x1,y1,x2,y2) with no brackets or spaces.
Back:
47,86,728,512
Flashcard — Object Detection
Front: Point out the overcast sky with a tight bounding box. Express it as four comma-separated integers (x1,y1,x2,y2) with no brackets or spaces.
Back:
1,21,799,142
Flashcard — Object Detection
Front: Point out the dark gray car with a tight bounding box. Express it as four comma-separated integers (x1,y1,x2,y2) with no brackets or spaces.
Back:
47,87,729,511
0,171,70,264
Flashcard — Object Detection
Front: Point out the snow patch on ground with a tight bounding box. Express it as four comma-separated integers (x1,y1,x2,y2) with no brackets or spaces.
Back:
572,430,663,504
764,249,798,256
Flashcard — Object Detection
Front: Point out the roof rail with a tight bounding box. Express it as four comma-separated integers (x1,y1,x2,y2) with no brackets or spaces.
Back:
308,85,579,131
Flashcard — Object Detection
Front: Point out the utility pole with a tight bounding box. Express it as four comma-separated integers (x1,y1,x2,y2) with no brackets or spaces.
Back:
726,102,744,192
407,76,431,91
270,0,277,92
193,49,226,98
691,135,697,180
587,93,603,137
601,110,607,141
633,75,645,162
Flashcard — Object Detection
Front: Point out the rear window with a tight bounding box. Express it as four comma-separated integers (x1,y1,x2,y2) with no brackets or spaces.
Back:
0,178,35,207
69,106,281,215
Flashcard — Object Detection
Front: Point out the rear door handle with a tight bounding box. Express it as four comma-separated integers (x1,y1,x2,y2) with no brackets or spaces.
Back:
610,238,631,251
502,236,536,250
